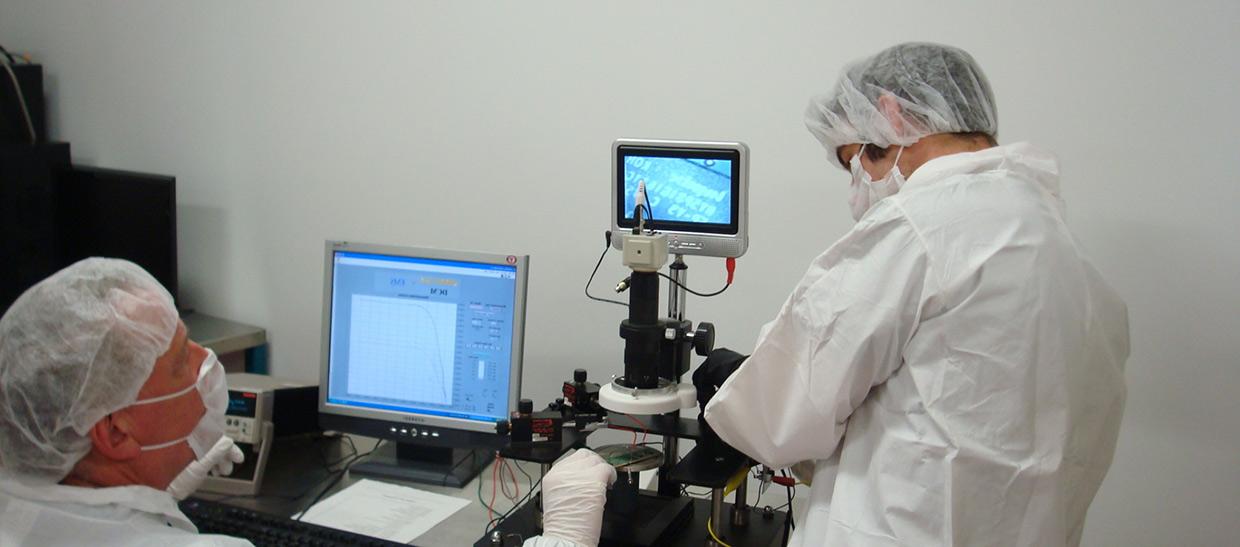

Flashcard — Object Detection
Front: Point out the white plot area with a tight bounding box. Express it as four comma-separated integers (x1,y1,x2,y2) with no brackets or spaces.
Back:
347,295,457,406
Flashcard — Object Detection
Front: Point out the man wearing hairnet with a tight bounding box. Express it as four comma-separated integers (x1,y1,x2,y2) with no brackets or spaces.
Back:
702,42,1129,546
541,43,1129,546
0,258,248,545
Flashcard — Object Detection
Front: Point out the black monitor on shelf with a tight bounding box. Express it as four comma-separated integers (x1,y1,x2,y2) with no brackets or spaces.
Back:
317,240,528,487
55,165,178,305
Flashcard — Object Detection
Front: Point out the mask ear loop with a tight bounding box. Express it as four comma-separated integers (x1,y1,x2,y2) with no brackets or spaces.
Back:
850,144,867,173
130,350,215,406
128,380,199,450
139,434,190,451
859,144,906,168
129,380,196,406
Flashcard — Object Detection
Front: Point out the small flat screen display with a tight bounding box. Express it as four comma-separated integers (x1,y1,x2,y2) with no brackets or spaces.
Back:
616,146,741,235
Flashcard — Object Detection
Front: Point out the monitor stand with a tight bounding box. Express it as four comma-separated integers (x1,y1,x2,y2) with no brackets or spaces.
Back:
351,441,494,488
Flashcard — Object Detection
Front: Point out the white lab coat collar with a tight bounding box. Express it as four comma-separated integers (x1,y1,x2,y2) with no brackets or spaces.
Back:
0,470,196,532
906,141,1062,197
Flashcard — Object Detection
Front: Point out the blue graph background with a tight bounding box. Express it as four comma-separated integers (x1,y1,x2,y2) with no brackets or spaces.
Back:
623,156,732,225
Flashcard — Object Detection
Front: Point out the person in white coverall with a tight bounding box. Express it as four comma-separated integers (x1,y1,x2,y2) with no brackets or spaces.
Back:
539,42,1130,547
0,258,248,546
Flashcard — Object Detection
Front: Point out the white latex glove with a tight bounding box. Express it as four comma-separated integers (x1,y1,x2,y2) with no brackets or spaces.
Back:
539,449,617,547
166,436,245,500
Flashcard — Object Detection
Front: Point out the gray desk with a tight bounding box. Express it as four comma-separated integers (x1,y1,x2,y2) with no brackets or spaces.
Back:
183,312,269,373
196,434,794,547
196,435,530,546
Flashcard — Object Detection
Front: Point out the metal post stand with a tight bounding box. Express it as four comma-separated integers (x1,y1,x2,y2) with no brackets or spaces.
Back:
731,476,749,527
659,255,689,496
708,487,725,547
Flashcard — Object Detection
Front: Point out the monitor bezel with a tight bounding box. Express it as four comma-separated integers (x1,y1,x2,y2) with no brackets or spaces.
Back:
611,138,749,258
317,240,528,435
54,166,179,306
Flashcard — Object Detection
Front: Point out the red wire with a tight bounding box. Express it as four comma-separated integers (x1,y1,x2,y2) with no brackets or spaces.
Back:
498,457,513,500
772,476,797,487
725,257,736,284
623,414,648,446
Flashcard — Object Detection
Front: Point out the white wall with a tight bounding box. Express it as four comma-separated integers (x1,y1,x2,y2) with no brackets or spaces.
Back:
2,1,1237,544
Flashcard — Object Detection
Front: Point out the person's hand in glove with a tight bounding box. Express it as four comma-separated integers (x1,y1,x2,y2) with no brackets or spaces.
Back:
539,449,617,547
692,347,749,410
166,436,245,500
692,348,749,450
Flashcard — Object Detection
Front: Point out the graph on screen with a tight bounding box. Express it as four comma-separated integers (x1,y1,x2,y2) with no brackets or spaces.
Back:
346,294,457,406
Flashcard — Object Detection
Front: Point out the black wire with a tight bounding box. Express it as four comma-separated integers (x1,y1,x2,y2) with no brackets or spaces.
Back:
658,271,730,298
484,474,544,537
210,435,351,504
781,469,795,545
0,45,17,64
513,459,534,494
297,470,349,521
585,231,628,307
296,440,383,521
340,435,358,457
320,435,359,470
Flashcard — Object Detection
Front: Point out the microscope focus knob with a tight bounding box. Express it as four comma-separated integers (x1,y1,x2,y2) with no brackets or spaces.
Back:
693,322,716,356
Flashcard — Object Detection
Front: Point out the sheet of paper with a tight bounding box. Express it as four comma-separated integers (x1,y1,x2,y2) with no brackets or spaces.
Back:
298,478,470,543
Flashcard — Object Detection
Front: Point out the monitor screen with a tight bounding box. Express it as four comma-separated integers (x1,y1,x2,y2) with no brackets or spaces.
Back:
621,154,734,229
320,242,527,433
613,139,749,258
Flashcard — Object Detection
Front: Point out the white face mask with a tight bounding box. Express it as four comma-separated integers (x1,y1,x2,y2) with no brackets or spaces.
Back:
130,349,227,459
848,144,906,221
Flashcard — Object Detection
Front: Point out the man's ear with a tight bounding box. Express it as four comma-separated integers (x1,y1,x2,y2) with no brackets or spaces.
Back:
877,94,906,137
89,414,142,462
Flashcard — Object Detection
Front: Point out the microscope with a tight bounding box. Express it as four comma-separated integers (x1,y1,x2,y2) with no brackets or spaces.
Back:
485,139,789,547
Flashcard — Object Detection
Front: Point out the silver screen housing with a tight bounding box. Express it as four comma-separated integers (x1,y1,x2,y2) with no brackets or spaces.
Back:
317,240,528,434
611,138,749,258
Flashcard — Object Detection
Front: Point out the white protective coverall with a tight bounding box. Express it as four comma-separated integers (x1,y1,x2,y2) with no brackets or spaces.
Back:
0,471,251,546
705,142,1129,546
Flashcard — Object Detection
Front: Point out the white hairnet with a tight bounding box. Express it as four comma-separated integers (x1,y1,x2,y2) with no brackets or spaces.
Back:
805,42,998,169
0,258,178,481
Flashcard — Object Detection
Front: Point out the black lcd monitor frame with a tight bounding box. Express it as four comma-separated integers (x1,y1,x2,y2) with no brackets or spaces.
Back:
55,165,179,306
614,145,742,236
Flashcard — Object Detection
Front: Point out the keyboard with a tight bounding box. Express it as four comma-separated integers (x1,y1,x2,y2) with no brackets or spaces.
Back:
179,497,411,546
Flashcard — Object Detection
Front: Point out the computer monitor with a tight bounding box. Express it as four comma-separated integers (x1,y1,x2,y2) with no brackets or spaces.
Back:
55,165,179,305
612,138,749,258
317,240,528,487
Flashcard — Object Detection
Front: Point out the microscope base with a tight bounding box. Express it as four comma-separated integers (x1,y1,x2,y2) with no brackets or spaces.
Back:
475,491,789,547
600,491,693,546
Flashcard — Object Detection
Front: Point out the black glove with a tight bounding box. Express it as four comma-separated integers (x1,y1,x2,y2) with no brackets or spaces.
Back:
693,348,749,457
692,347,749,410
